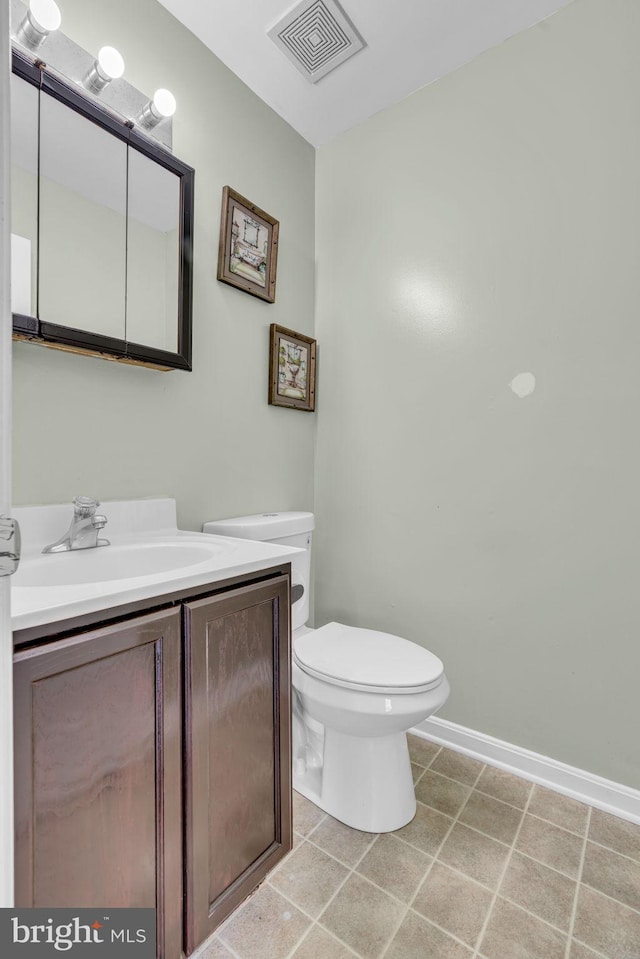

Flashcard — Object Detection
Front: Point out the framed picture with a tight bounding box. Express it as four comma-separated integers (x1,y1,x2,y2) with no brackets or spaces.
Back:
269,324,316,412
217,186,279,302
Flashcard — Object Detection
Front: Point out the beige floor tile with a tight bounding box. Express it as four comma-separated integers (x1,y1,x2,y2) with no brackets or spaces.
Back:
385,910,473,959
269,840,349,919
293,791,326,837
309,816,376,868
413,861,493,948
459,791,524,845
319,874,405,959
573,884,640,959
411,762,425,784
430,749,485,786
581,841,640,911
269,840,298,878
290,924,355,959
356,833,431,903
415,769,472,818
569,940,608,959
475,766,533,809
392,801,453,856
198,938,236,959
479,897,567,959
528,785,589,835
499,850,576,930
589,808,640,862
407,733,440,767
438,823,510,889
515,814,583,878
218,884,311,959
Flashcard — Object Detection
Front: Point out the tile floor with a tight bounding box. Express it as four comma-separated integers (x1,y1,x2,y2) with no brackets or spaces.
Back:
200,735,640,959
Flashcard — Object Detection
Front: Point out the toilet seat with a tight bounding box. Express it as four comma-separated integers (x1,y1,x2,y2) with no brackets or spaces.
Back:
294,621,444,695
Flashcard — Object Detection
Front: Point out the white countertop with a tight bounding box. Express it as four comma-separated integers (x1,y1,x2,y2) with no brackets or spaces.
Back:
11,498,301,633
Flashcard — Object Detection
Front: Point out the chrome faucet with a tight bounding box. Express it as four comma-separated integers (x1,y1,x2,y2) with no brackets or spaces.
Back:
43,496,110,553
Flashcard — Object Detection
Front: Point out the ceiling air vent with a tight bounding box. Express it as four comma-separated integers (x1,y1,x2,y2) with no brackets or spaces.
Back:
268,0,365,84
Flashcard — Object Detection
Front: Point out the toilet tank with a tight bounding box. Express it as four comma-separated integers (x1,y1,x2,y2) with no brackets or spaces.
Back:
202,512,314,631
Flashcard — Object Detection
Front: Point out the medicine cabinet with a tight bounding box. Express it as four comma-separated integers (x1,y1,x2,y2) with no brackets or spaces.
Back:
10,50,194,371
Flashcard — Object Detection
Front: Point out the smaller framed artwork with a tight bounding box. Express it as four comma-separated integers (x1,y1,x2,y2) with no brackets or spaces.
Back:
217,186,279,303
269,324,317,412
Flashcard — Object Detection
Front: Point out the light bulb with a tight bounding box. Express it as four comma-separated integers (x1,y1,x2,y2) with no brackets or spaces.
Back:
98,46,125,80
152,89,176,118
16,0,61,50
83,46,126,93
28,0,61,32
136,88,177,128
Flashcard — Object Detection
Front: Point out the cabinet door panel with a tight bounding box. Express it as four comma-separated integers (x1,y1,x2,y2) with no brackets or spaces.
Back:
184,577,291,952
206,597,275,903
32,641,157,906
14,608,182,959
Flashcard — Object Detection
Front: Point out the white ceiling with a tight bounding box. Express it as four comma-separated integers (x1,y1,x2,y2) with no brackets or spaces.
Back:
156,0,574,147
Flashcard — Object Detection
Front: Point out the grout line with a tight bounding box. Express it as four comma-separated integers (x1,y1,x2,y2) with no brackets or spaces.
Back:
426,813,512,850
216,940,243,959
564,805,592,959
303,828,378,870
378,760,487,957
301,811,328,840
296,814,640,954
405,907,478,953
213,925,245,959
585,836,640,867
412,766,427,788
278,923,319,959
290,822,380,957
578,880,640,918
510,847,581,883
266,871,327,923
497,892,574,937
471,781,536,958
218,780,639,959
571,936,611,959
298,923,363,958
526,809,590,839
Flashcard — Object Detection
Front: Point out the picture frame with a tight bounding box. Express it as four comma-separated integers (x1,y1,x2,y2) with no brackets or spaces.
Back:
217,186,279,303
269,324,317,412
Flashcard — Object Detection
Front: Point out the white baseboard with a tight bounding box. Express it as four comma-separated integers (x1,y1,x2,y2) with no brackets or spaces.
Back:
412,716,640,826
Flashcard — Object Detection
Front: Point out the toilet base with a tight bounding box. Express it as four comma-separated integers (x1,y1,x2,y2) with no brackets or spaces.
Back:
294,727,416,833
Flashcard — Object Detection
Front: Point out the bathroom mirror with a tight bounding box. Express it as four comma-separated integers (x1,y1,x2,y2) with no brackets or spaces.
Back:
39,91,128,340
126,150,181,353
10,69,38,322
11,50,194,371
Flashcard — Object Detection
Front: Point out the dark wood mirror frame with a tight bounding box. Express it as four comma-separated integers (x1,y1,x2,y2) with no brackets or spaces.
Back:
11,49,195,372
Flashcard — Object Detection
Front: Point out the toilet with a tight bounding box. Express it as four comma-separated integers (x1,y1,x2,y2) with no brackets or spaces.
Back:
203,512,450,832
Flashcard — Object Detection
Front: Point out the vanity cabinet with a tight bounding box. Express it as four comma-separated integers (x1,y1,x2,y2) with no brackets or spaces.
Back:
13,607,183,959
183,579,291,951
13,568,292,959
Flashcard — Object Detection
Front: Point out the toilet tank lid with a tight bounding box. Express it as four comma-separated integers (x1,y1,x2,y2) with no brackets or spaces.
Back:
203,511,314,541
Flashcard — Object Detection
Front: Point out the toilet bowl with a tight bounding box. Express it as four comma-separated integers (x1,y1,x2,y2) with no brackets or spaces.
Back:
203,512,450,833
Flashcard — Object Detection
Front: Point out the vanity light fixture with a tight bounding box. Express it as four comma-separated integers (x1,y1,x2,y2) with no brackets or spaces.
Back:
16,0,61,51
136,88,177,129
83,46,125,93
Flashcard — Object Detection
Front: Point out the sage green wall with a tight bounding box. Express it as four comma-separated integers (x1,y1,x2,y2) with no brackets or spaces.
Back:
12,0,316,530
315,0,640,788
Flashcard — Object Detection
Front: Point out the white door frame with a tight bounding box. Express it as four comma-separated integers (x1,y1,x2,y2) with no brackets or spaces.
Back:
0,0,15,908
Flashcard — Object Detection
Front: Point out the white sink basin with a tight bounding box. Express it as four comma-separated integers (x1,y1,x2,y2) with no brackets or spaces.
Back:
11,499,301,633
14,540,229,588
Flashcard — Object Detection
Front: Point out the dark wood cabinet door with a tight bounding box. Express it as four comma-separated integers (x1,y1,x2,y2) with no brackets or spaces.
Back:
183,576,292,952
13,608,182,959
